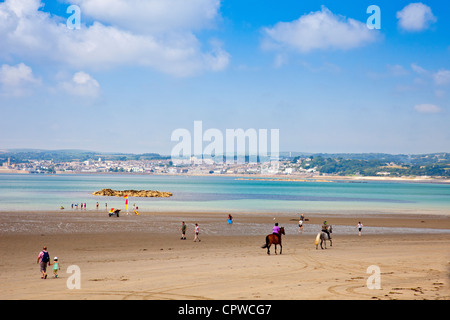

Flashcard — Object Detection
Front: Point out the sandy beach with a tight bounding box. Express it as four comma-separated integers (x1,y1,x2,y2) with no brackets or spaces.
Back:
0,210,449,300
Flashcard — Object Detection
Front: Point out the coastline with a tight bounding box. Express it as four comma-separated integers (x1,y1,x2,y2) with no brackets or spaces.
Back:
1,169,449,184
1,210,449,300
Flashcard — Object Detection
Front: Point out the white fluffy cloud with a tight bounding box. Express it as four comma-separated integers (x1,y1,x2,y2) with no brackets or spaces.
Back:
0,0,229,77
0,63,41,96
414,104,442,114
396,3,437,32
433,69,450,86
70,0,221,34
262,6,379,53
61,71,100,97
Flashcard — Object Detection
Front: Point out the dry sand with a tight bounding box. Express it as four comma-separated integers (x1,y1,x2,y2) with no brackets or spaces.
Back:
0,210,449,300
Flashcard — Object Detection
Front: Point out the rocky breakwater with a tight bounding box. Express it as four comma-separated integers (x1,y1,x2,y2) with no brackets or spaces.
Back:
92,188,172,198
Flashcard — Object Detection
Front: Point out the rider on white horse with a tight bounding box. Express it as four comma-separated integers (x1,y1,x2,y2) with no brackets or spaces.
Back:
322,221,331,239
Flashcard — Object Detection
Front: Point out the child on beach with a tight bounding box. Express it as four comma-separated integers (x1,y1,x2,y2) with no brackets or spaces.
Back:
298,218,303,233
193,223,201,242
298,214,304,233
180,221,187,240
53,257,60,278
357,222,363,236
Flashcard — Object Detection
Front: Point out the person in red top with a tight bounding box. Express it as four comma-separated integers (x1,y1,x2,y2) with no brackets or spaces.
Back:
37,246,51,279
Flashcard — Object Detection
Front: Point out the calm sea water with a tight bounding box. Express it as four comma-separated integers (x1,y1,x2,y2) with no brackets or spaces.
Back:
0,174,449,216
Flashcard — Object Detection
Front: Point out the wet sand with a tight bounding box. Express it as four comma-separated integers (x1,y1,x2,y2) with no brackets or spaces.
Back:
0,211,449,300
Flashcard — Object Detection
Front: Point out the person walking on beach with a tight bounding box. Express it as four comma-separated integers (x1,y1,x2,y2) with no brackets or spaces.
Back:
193,223,201,242
180,221,187,240
357,222,364,236
52,257,60,278
298,213,305,233
36,246,51,279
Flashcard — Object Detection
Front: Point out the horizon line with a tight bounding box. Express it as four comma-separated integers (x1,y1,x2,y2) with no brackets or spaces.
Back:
1,148,449,157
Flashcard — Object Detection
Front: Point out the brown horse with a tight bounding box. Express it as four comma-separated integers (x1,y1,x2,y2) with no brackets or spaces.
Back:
261,227,285,255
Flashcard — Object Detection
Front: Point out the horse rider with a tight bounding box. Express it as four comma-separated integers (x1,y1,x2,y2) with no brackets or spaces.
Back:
322,221,331,239
273,222,281,241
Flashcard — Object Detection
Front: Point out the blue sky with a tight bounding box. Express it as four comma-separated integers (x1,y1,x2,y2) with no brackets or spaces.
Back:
0,0,449,154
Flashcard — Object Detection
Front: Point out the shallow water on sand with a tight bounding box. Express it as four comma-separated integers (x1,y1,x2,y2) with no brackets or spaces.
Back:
1,211,449,236
1,174,449,216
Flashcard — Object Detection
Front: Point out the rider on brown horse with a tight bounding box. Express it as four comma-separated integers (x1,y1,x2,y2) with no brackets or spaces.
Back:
262,224,285,255
273,223,281,241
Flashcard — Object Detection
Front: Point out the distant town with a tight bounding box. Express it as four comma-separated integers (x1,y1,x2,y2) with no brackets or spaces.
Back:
0,149,449,179
0,155,305,176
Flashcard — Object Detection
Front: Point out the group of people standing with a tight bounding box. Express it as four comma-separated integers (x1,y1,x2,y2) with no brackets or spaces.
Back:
71,203,87,209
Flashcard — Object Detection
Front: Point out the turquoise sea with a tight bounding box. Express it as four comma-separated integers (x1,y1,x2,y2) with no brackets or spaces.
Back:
0,174,449,216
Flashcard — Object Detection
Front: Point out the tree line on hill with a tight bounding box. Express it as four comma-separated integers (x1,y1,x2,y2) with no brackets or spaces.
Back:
292,153,450,178
0,149,168,164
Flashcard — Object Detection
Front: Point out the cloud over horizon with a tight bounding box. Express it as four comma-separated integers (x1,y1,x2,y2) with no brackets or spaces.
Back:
396,2,437,32
261,6,379,53
0,1,448,154
0,0,230,77
0,63,41,96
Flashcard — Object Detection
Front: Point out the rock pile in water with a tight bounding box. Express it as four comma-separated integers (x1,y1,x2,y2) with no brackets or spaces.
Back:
92,188,172,198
